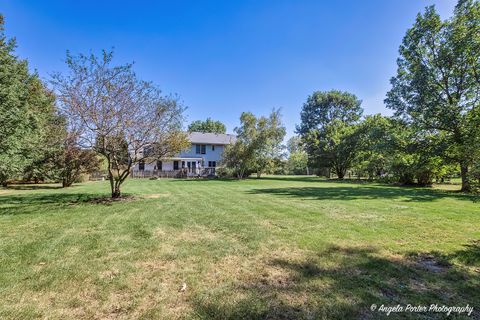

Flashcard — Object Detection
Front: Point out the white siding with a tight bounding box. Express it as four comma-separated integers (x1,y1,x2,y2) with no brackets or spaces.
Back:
179,144,224,165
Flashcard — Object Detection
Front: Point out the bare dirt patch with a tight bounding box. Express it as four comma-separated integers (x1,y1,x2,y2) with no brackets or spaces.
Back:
87,195,136,205
410,253,450,273
142,193,170,199
67,195,136,205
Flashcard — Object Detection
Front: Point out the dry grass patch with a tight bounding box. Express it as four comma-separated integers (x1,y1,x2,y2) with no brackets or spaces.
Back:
142,193,170,199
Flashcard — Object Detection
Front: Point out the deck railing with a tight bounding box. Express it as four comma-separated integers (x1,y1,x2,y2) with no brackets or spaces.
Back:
131,167,217,179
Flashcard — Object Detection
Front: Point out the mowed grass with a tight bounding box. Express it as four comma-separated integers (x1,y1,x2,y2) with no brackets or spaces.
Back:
0,176,479,319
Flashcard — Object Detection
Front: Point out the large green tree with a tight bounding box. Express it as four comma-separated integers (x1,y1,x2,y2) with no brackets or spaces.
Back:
296,90,363,178
188,118,226,134
385,0,480,191
316,120,363,179
355,115,454,185
353,114,390,179
0,15,57,186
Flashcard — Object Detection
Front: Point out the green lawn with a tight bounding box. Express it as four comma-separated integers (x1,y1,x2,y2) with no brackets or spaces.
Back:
0,176,479,319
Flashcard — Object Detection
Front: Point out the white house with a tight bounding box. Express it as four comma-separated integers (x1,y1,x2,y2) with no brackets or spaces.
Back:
132,132,236,177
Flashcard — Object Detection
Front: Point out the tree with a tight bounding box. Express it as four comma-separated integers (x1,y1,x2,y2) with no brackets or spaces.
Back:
58,134,101,187
252,109,286,178
385,0,480,191
222,109,285,178
286,136,303,154
22,112,66,183
0,16,58,187
188,118,226,134
317,120,363,179
353,114,393,179
387,125,454,186
52,50,189,198
296,90,363,178
353,116,456,185
285,136,309,175
222,112,259,179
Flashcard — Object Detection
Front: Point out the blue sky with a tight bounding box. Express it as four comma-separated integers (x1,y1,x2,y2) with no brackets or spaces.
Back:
2,0,456,138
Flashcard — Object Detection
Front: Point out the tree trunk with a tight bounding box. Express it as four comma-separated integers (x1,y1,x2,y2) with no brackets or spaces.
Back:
62,178,73,188
460,162,471,192
112,186,121,198
108,171,117,198
336,167,345,179
256,171,262,178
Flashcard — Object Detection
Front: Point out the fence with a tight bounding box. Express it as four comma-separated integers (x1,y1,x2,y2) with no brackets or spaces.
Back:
131,167,217,179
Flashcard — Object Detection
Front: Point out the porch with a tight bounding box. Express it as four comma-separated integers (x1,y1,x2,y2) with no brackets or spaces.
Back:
131,167,217,179
131,157,217,178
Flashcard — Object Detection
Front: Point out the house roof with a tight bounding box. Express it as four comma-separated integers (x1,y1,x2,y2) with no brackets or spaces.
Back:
187,132,236,145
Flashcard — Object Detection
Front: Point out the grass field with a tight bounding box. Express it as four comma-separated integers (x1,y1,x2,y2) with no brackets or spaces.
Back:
0,176,479,319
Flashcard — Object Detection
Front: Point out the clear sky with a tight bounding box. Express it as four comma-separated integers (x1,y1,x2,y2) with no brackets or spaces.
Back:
2,0,456,138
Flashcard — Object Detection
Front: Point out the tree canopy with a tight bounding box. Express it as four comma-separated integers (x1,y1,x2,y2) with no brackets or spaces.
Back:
296,90,364,179
223,109,286,178
385,0,480,191
0,15,57,186
188,118,226,134
52,50,189,197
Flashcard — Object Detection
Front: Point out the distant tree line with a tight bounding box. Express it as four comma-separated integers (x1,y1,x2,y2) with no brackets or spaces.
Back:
188,118,226,134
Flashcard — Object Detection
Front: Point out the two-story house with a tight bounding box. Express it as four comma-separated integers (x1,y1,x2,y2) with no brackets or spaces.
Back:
132,132,236,177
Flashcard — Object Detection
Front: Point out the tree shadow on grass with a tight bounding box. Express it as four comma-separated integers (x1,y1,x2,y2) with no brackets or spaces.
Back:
192,245,479,319
0,192,133,216
248,185,474,203
3,184,63,191
449,240,480,266
168,178,239,183
250,176,327,183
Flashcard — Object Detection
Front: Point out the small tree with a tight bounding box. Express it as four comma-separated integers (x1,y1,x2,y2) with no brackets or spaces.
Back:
222,112,258,179
222,110,285,179
52,50,189,197
58,133,101,187
252,109,286,178
188,118,226,134
286,136,309,175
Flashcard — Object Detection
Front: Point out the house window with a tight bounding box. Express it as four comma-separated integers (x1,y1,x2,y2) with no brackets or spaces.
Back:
144,146,153,157
196,144,206,154
139,160,145,171
208,161,216,168
156,160,162,171
173,161,179,170
212,145,215,151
